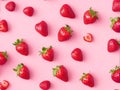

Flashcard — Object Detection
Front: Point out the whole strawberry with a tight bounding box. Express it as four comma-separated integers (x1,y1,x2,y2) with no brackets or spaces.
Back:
40,46,54,61
110,17,120,32
39,80,51,90
107,39,120,52
0,20,8,32
80,73,94,87
58,25,73,41
110,66,120,83
23,6,34,17
5,1,16,12
83,8,98,24
60,4,75,18
53,65,68,82
112,0,120,12
13,63,30,80
0,51,8,65
13,39,29,56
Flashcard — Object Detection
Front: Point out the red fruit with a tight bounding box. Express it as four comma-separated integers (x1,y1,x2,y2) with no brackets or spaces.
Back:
1,80,9,89
83,33,93,42
35,21,48,36
110,66,120,83
13,39,29,56
80,73,94,87
5,1,16,11
0,20,8,32
53,65,68,82
13,63,30,80
110,17,120,32
40,46,54,61
23,6,34,16
0,83,5,90
39,80,51,90
71,48,83,61
107,39,120,52
83,8,98,24
60,4,75,18
112,0,120,12
58,25,73,41
0,51,8,65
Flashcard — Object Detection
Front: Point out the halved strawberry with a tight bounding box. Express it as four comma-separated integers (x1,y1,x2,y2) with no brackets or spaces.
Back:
83,33,93,42
1,80,9,89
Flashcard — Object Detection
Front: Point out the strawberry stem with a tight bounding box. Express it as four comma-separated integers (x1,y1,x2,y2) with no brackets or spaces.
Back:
65,25,73,34
40,46,52,54
80,73,87,80
13,63,24,75
110,17,119,28
89,7,97,18
2,51,8,59
53,65,60,76
110,66,120,74
13,39,23,46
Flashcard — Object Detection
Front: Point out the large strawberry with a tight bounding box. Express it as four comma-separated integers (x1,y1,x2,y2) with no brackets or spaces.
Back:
40,46,54,61
53,65,68,82
110,66,120,83
112,0,120,12
0,20,8,32
0,51,8,65
35,21,48,37
110,17,120,32
13,63,30,80
80,73,94,87
83,8,98,24
13,39,29,56
58,25,73,41
107,39,120,52
60,4,75,18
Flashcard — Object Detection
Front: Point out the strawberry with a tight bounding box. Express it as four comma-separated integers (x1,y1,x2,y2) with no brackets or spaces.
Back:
58,25,73,41
39,80,51,90
35,21,48,37
23,6,34,16
110,66,120,83
80,73,94,87
13,39,29,56
0,20,8,32
83,33,93,42
107,39,120,52
0,83,5,90
13,63,30,80
1,80,9,89
53,65,68,82
40,46,54,61
112,0,120,12
83,8,98,24
0,51,8,65
71,48,83,61
60,4,75,18
5,1,16,11
110,17,120,33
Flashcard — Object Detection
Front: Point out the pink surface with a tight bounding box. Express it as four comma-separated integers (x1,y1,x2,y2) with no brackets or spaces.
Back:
0,0,120,90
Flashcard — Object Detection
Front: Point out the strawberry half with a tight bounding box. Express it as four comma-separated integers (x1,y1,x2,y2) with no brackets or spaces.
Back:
83,33,93,42
39,80,51,90
0,20,8,32
0,51,8,65
112,0,120,12
1,80,9,89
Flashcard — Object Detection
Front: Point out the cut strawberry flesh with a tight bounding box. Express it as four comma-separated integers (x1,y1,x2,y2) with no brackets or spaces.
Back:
83,33,93,42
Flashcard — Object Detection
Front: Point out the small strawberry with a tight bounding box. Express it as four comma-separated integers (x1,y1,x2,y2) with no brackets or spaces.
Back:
110,17,120,33
40,46,54,61
1,80,9,89
0,20,8,32
5,1,16,11
107,39,120,52
112,0,120,12
83,8,98,24
80,73,94,87
13,39,29,56
60,4,75,18
35,21,48,37
110,66,120,83
23,6,34,16
71,48,83,61
0,51,8,65
58,25,73,41
13,63,30,80
39,80,51,90
53,65,68,82
83,33,93,42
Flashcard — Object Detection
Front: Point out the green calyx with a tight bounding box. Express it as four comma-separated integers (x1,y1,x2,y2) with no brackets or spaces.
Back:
2,51,8,59
13,39,23,46
110,66,120,74
13,63,24,75
110,17,119,28
64,25,73,34
80,73,88,80
40,46,52,54
89,7,98,18
53,65,61,76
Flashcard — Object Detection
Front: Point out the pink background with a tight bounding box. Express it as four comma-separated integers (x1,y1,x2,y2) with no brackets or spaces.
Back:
0,0,120,90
